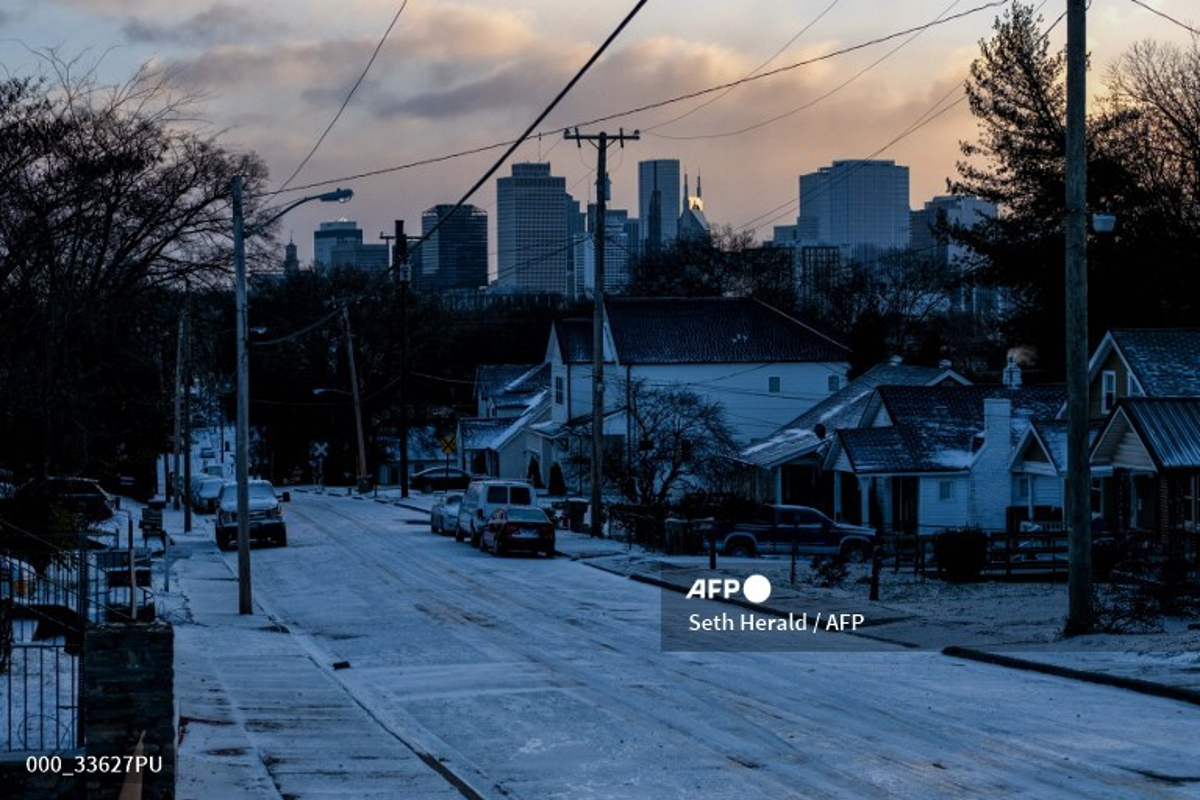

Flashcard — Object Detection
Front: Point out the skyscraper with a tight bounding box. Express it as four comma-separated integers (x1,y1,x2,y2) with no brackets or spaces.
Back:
638,159,681,256
418,204,488,292
798,159,910,260
496,163,571,294
313,220,389,273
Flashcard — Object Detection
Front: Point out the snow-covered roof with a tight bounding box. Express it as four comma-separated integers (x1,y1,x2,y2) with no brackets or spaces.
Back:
740,362,968,468
1101,329,1200,397
1092,397,1200,472
833,384,1065,475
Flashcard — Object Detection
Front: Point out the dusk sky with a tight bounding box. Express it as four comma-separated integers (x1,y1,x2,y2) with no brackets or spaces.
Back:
2,1,1195,268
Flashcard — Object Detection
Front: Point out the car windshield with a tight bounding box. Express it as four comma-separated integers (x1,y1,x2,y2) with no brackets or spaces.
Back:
505,507,548,523
248,484,276,502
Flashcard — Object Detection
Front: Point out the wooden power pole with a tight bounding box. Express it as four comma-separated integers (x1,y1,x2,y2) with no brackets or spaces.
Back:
564,128,638,536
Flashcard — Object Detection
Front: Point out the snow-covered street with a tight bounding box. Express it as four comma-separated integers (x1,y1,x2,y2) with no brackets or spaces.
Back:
168,492,1200,799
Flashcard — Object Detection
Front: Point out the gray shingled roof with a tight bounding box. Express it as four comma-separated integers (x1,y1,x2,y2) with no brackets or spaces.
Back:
553,319,594,365
584,297,848,365
836,384,1065,474
1118,397,1200,470
740,363,968,468
1109,329,1200,397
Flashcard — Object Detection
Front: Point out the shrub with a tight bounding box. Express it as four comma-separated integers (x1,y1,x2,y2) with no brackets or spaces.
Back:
933,526,989,582
809,554,849,588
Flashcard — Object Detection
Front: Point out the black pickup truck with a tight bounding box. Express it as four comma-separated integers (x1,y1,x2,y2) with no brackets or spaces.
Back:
712,505,876,560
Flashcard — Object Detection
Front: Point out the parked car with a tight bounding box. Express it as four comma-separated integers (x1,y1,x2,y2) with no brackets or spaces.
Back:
191,476,224,514
480,506,555,557
411,466,472,493
214,479,287,550
430,492,463,535
716,505,875,560
455,479,536,546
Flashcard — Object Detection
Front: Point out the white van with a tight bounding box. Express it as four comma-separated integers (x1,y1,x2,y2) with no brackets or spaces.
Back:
455,479,535,546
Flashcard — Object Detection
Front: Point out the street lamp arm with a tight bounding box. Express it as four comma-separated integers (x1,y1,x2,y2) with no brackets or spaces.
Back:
246,188,353,237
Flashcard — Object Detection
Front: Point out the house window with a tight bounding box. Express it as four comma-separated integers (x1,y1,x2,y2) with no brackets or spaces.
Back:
1127,372,1141,397
554,376,564,405
938,480,955,501
1101,370,1117,413
827,374,841,393
768,376,781,394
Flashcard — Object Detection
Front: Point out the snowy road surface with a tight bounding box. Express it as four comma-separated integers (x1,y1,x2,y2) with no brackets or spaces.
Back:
202,492,1200,799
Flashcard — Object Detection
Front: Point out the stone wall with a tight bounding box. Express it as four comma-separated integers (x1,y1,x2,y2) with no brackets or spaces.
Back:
83,622,175,800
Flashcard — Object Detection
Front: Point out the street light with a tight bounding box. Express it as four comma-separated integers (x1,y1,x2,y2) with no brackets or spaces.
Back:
232,176,351,615
312,386,368,495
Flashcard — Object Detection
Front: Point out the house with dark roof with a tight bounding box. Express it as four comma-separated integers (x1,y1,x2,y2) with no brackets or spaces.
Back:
1079,330,1200,549
823,383,1065,534
738,358,969,506
456,364,551,482
529,297,850,489
1091,398,1200,551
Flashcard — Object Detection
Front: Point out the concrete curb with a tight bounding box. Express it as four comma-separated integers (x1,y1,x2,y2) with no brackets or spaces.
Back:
942,645,1200,707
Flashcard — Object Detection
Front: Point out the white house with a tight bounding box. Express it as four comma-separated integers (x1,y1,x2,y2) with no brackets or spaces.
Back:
824,383,1065,534
524,296,851,489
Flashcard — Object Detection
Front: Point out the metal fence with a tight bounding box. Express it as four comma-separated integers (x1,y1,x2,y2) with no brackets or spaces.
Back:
1,540,154,753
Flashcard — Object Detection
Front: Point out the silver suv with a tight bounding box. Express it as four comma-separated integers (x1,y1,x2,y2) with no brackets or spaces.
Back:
455,479,535,546
215,479,287,550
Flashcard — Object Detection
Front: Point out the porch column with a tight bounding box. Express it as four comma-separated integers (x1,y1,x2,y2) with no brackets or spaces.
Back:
833,472,843,520
773,468,783,506
858,476,871,527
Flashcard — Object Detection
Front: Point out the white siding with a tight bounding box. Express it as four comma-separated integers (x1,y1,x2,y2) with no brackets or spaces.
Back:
919,476,969,532
626,361,848,443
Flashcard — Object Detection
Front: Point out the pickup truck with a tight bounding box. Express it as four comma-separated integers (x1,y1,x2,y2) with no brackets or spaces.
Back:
712,505,876,560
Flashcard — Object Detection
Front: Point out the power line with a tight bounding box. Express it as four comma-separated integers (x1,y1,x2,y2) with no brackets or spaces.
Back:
644,0,841,133
1127,0,1200,35
272,0,410,197
652,0,963,142
272,0,1007,198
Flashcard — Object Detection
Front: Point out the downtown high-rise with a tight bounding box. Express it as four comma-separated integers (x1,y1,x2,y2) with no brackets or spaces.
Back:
495,163,572,294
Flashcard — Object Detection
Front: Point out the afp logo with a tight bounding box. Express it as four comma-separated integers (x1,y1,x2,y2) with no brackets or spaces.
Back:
685,574,772,604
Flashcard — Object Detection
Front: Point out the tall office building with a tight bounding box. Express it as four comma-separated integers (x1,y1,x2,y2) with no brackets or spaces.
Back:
911,194,999,317
798,159,910,260
418,204,488,292
313,220,388,273
637,159,681,256
575,205,633,297
678,172,710,243
496,163,572,294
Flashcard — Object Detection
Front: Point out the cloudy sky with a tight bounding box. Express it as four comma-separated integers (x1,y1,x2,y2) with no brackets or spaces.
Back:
1,0,1195,267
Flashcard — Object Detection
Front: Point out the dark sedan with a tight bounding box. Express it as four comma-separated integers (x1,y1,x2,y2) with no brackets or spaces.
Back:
411,466,472,493
479,506,555,557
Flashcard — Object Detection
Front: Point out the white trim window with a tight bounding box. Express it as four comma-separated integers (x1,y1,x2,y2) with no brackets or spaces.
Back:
1101,370,1117,414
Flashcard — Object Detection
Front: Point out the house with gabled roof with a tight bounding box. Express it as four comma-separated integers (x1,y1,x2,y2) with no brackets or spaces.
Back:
1078,329,1200,549
738,358,969,506
457,364,551,483
823,383,1065,534
530,296,851,488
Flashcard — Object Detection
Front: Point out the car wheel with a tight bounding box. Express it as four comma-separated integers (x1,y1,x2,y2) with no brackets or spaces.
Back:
217,532,233,551
454,526,464,543
493,538,505,557
543,548,555,558
276,531,288,547
726,540,756,558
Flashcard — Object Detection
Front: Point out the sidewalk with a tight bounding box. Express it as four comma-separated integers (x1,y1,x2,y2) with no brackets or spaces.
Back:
158,496,473,800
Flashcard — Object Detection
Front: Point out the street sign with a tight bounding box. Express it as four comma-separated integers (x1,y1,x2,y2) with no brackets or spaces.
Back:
438,434,457,455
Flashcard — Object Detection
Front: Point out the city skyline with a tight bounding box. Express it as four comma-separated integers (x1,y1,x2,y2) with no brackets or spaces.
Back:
1,1,1194,268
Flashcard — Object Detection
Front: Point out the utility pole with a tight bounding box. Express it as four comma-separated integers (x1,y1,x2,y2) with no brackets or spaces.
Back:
1065,0,1092,634
339,304,369,492
392,220,411,499
232,175,253,614
182,303,193,533
564,127,639,536
172,315,184,511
